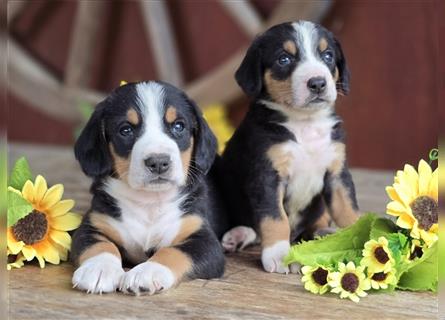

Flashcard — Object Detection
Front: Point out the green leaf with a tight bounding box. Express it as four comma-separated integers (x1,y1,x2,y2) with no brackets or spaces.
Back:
397,242,437,292
9,157,33,191
284,213,378,266
369,217,397,240
7,189,33,227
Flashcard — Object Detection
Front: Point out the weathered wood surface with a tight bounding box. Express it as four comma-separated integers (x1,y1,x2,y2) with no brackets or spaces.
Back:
8,143,438,320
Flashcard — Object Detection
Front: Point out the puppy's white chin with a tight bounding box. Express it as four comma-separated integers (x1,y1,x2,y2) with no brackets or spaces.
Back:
143,181,177,192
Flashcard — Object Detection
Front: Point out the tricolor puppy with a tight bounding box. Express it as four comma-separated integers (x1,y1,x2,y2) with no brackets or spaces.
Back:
71,81,225,295
218,21,359,273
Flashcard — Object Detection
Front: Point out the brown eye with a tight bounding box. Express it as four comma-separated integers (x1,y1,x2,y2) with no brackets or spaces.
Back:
119,125,133,137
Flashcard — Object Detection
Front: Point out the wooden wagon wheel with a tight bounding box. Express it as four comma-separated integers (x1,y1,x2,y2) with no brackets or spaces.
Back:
6,0,332,123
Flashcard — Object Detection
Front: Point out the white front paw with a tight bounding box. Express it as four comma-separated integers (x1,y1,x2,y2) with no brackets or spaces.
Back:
72,253,124,294
119,261,175,295
261,241,291,274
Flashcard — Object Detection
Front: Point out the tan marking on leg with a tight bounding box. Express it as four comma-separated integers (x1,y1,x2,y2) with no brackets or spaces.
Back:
126,108,139,125
165,106,177,123
283,40,297,55
329,142,346,176
181,138,193,177
319,37,328,52
330,183,359,227
150,247,192,281
267,142,292,178
312,209,332,231
171,214,203,245
78,241,121,265
89,212,123,246
109,144,130,180
260,185,290,248
264,70,294,107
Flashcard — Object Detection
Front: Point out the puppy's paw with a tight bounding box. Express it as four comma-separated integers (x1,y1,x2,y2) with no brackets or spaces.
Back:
261,241,291,274
222,226,257,252
289,262,302,274
72,253,124,294
119,261,175,295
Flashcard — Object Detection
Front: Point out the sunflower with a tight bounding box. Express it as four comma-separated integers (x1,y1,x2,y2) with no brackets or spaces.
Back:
7,175,81,268
367,269,397,290
328,261,371,303
361,237,394,273
301,265,331,294
386,160,438,247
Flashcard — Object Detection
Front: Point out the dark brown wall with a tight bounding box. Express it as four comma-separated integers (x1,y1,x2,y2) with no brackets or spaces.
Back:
8,0,439,169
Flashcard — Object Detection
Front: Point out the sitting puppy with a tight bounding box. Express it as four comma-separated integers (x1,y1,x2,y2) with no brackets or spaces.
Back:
218,21,359,273
71,81,225,294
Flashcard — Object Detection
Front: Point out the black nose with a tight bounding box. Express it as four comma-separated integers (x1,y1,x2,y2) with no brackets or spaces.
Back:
144,154,171,174
307,77,327,94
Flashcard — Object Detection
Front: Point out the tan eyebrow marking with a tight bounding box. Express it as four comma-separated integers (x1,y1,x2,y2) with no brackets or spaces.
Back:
319,37,328,52
126,108,139,125
283,40,297,55
165,106,177,123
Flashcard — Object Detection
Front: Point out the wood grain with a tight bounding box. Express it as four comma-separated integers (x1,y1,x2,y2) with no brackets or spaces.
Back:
7,143,437,319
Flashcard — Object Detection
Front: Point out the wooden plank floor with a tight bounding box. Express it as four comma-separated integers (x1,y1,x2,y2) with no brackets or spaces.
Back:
8,143,438,320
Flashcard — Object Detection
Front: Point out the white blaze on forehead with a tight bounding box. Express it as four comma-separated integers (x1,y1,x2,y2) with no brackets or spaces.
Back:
135,82,165,128
292,21,317,62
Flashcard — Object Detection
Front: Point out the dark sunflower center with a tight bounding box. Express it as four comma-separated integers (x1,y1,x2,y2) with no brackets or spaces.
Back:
371,272,388,282
374,247,389,264
12,210,48,245
410,196,438,231
312,267,328,286
341,273,359,293
409,246,423,260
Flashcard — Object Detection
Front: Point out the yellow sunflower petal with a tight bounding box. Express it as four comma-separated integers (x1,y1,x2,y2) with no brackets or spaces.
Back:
396,214,415,229
7,229,25,254
49,230,72,250
21,180,35,203
386,201,408,216
22,246,36,261
39,184,64,210
34,175,48,202
428,170,438,200
392,183,414,207
386,186,403,203
403,164,419,194
47,199,75,217
35,254,45,268
50,212,82,231
34,242,60,265
396,172,415,198
418,160,432,195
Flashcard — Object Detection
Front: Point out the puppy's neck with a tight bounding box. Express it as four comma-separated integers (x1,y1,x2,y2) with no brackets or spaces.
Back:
103,177,181,206
260,99,335,122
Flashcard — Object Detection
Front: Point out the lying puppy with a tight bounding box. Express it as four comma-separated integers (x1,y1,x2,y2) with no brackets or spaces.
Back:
71,81,225,294
218,21,359,273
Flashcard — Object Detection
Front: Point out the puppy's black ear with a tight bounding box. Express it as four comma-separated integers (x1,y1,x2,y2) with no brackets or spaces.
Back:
187,97,217,175
235,39,263,97
334,38,350,95
74,102,112,178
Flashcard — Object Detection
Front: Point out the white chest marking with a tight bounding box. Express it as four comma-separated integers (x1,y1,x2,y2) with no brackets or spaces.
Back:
104,178,185,264
280,116,338,227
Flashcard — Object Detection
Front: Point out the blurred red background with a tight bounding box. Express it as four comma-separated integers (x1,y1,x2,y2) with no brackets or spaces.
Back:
8,0,441,169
